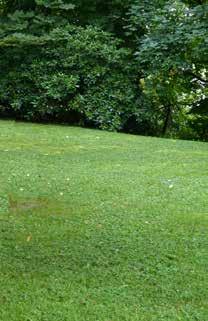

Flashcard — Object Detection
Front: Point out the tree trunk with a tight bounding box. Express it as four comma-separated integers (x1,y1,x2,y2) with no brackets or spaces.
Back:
162,105,172,136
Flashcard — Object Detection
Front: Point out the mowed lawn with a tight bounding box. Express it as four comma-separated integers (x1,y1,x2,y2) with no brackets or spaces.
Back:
0,120,208,321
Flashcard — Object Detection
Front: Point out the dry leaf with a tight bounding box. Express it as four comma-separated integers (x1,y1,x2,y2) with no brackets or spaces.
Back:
26,235,32,242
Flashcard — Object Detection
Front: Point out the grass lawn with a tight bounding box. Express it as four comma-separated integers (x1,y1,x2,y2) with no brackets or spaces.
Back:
0,120,208,321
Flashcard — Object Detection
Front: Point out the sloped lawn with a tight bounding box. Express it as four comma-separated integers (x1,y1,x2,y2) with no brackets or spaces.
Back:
0,120,208,321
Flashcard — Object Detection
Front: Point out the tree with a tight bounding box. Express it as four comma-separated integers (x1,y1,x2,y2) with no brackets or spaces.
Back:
128,0,208,136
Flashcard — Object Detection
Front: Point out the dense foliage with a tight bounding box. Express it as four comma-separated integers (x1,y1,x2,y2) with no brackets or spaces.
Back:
0,0,207,139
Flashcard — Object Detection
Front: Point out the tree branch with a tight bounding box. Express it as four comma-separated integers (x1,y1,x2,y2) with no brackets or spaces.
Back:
183,69,208,85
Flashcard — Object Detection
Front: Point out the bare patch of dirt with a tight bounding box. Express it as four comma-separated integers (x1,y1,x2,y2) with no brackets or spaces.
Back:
9,195,46,213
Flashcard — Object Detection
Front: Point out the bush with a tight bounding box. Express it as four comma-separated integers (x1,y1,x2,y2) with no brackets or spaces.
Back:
0,14,137,130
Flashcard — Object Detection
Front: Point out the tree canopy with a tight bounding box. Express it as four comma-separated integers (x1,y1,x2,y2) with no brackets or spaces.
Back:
0,0,207,139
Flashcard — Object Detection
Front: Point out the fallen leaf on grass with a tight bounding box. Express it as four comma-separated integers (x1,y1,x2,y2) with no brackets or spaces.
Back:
26,235,32,242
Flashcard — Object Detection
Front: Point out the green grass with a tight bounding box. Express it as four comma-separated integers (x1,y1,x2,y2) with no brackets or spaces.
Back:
0,120,208,321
